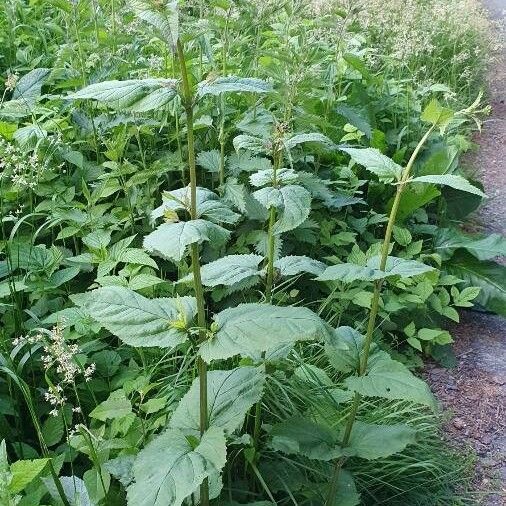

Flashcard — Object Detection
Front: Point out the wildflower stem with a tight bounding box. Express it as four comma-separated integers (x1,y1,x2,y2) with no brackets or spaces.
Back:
176,38,210,506
326,124,435,505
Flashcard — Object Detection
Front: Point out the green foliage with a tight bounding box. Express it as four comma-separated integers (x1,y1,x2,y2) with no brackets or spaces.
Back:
0,0,499,505
73,286,196,348
127,427,227,506
200,303,332,362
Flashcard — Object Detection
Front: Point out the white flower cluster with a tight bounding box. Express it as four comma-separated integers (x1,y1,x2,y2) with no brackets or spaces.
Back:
4,72,18,92
14,324,95,416
0,139,48,190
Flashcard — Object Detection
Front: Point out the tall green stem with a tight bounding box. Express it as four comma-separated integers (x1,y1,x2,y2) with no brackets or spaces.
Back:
252,149,281,451
326,125,435,505
264,149,281,302
176,40,210,506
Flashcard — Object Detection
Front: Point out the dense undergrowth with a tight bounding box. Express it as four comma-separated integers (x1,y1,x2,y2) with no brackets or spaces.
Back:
0,1,505,505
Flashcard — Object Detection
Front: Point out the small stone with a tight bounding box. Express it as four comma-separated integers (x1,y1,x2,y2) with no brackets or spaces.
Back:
453,418,466,430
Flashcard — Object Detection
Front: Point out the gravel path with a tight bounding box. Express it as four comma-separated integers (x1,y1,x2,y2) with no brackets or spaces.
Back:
425,2,506,504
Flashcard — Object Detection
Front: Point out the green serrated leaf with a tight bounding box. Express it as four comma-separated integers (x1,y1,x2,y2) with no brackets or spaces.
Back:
347,421,416,460
341,147,403,183
90,390,132,421
69,78,178,112
269,416,342,461
274,256,326,276
170,366,265,434
345,351,436,408
72,286,196,348
127,427,226,506
130,0,179,49
200,303,331,362
411,174,486,197
197,76,272,97
143,219,230,262
183,254,263,287
283,133,337,151
9,458,49,494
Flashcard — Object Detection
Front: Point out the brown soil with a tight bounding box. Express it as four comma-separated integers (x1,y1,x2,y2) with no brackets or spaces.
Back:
425,2,506,505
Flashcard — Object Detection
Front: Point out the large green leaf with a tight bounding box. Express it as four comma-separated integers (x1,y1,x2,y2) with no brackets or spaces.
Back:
69,78,178,112
9,458,49,494
368,255,435,278
182,254,263,287
253,185,312,234
396,184,441,221
341,147,403,183
410,174,486,197
283,133,338,151
127,427,226,506
317,256,433,283
325,326,365,373
89,390,132,421
130,0,179,49
72,286,196,348
444,250,506,316
274,256,326,276
151,187,239,225
316,263,382,283
269,416,342,461
143,219,230,262
13,68,50,102
200,303,331,362
347,421,416,460
321,470,360,506
435,229,506,261
249,168,298,188
345,351,436,408
197,77,272,97
170,366,265,434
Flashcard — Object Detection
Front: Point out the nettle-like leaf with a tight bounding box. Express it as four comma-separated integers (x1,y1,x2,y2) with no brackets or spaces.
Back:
345,351,436,408
274,256,327,276
317,263,382,283
347,421,416,460
182,254,263,287
69,78,178,112
249,168,298,188
130,0,179,49
269,416,342,461
341,147,403,183
410,174,486,197
71,286,196,348
126,426,226,506
368,255,435,278
152,187,240,225
317,256,434,282
200,303,331,362
421,98,454,132
253,185,312,234
270,417,416,462
325,326,366,374
12,68,50,103
233,134,270,154
319,470,360,506
143,220,230,262
227,152,272,175
197,76,272,97
283,133,337,151
170,366,265,434
9,458,49,494
196,150,221,173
